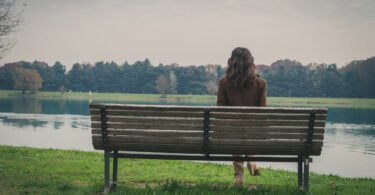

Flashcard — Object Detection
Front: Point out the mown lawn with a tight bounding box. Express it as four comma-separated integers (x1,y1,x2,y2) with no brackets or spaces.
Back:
1,90,375,108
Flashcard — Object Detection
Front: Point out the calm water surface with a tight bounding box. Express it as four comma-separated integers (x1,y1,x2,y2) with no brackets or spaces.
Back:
0,97,374,178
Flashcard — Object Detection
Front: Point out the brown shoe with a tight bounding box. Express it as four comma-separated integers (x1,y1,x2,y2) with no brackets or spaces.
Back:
253,168,261,176
247,162,261,176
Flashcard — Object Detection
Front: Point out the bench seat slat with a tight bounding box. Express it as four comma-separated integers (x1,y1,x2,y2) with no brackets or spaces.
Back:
90,104,205,112
211,132,324,140
91,119,325,132
93,144,204,153
210,126,325,133
92,129,323,140
91,109,204,118
91,116,326,126
92,142,322,155
91,109,326,121
209,139,323,147
211,119,326,127
90,119,326,128
92,129,203,137
92,135,322,147
210,112,326,120
91,122,203,131
91,123,325,133
93,135,203,145
90,103,328,114
94,116,203,125
210,107,327,114
209,148,322,155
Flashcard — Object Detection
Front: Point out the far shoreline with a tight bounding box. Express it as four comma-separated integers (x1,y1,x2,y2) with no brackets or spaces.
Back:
1,90,374,109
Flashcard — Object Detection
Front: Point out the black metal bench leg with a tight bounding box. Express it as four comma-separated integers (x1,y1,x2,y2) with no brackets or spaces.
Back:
298,155,302,189
303,158,310,191
104,150,111,193
112,150,119,188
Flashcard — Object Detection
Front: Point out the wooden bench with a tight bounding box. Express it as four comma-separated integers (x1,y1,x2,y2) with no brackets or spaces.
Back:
90,103,328,192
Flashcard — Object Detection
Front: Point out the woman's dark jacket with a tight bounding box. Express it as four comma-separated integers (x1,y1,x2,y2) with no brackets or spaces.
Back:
217,76,267,107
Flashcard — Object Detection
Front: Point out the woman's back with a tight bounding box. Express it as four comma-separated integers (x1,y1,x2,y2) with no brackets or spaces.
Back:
217,75,266,107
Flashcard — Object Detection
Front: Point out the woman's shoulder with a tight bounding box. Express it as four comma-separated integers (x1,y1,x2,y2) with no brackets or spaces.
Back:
218,77,229,85
255,75,267,86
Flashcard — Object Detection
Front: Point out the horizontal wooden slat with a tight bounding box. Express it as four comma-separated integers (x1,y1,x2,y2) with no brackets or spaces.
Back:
100,116,203,125
92,129,323,140
210,132,324,140
93,144,204,154
91,122,202,131
211,119,326,127
91,109,204,118
90,104,206,112
210,126,325,133
90,103,328,114
210,112,326,120
91,123,325,133
210,140,322,148
92,137,322,149
210,107,328,114
91,110,326,120
92,142,321,156
209,148,322,156
92,129,203,137
91,117,326,128
93,135,202,145
112,154,312,162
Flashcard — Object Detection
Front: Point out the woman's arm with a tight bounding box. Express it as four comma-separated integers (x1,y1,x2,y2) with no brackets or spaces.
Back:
217,80,227,106
259,80,267,107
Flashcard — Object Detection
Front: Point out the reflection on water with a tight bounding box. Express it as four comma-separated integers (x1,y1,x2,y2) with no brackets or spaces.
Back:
0,97,90,115
257,120,375,178
325,123,375,155
0,113,92,151
1,116,48,128
0,113,91,130
0,97,374,178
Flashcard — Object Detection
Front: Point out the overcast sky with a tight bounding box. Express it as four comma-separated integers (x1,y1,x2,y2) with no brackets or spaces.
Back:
2,0,375,69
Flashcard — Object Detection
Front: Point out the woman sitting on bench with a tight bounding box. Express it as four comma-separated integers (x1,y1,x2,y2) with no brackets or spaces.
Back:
217,47,267,186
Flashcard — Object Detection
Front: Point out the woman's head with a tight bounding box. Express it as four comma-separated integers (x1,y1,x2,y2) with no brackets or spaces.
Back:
226,47,256,88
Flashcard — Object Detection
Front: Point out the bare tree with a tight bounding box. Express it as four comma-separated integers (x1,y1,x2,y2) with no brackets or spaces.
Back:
0,0,24,59
169,70,177,94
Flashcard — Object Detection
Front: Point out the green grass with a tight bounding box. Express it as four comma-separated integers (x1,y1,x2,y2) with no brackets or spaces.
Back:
0,145,374,194
1,90,375,108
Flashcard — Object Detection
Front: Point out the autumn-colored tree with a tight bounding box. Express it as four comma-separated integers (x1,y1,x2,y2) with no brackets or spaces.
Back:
206,81,218,95
155,75,168,97
12,67,42,93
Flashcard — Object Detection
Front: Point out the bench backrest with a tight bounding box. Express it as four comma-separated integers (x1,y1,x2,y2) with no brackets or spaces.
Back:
90,103,327,156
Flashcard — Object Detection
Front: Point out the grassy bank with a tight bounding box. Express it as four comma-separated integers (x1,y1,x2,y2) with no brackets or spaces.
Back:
0,146,374,194
1,90,375,108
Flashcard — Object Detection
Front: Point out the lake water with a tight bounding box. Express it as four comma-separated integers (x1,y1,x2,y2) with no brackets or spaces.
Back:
0,97,374,178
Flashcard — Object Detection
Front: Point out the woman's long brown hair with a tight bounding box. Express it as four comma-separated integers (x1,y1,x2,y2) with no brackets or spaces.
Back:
226,47,256,88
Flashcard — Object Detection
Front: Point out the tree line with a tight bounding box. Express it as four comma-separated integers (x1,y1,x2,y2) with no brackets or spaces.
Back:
0,56,374,98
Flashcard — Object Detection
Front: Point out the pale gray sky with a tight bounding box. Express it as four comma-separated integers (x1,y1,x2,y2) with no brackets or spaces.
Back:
2,0,375,69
